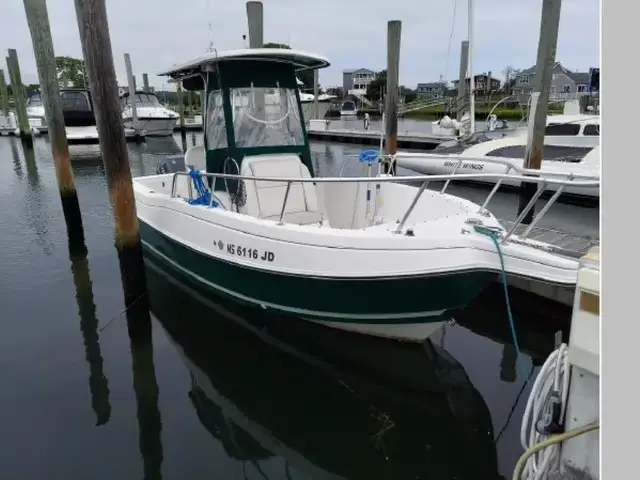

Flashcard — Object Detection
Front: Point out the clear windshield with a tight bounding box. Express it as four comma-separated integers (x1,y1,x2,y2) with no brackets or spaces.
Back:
205,90,228,150
27,94,43,107
60,91,91,111
230,87,304,148
124,93,161,107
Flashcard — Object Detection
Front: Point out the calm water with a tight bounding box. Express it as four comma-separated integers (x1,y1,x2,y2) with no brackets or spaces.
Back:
0,130,597,480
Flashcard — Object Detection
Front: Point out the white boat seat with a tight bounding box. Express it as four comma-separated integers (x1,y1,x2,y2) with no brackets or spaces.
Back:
239,154,326,226
184,144,206,171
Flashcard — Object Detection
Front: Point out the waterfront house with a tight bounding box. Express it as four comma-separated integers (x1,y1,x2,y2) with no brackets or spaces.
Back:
452,73,501,97
342,68,376,96
416,82,446,98
511,62,593,101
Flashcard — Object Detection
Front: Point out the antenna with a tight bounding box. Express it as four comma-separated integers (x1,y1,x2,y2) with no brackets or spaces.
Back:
206,0,214,52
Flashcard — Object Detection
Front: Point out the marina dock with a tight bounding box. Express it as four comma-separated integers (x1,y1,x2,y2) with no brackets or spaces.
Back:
307,124,447,149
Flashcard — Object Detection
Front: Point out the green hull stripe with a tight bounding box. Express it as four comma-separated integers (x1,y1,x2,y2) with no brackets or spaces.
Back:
140,220,496,323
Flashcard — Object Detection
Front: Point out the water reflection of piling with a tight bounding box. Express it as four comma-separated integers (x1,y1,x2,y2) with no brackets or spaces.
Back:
9,138,23,179
68,238,111,425
126,305,164,480
22,144,39,187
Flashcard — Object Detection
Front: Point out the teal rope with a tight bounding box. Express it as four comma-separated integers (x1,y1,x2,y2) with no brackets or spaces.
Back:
473,225,528,379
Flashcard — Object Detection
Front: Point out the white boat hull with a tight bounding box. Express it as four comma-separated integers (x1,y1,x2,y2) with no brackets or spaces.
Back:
301,101,332,123
124,117,177,137
133,168,582,343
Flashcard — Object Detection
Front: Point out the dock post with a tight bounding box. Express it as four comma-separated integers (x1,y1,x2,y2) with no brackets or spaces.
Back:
6,49,32,144
74,0,148,317
518,0,562,224
456,40,469,121
313,69,319,119
246,1,264,48
0,69,9,122
124,53,141,141
23,0,85,245
142,73,149,93
383,20,401,175
176,80,186,144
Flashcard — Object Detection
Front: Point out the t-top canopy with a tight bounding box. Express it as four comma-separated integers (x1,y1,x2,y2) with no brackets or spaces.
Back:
157,48,330,79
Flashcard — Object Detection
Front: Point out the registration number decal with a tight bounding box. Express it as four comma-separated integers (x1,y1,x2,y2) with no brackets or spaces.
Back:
215,240,275,262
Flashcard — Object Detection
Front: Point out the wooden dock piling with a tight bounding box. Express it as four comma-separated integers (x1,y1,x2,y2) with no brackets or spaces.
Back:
313,69,319,119
383,20,401,175
74,0,148,313
142,73,149,93
246,1,264,48
6,49,32,144
518,0,563,224
176,80,186,141
124,53,141,140
23,0,85,244
0,69,9,122
457,40,469,120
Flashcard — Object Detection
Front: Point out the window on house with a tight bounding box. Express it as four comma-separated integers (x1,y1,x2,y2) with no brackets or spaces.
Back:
520,75,529,84
562,85,571,93
583,124,599,136
577,85,586,92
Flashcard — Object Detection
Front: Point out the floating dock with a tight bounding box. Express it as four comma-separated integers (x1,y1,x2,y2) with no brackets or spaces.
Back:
306,120,448,150
174,115,204,131
307,127,446,150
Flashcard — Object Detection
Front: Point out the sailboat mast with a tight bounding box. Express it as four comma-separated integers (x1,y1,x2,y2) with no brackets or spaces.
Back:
468,0,475,134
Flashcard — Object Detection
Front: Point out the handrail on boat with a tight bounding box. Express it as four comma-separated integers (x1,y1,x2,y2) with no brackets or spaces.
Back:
169,170,598,242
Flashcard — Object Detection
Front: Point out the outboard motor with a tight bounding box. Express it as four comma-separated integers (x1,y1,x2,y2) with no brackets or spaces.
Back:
487,114,498,131
156,155,187,174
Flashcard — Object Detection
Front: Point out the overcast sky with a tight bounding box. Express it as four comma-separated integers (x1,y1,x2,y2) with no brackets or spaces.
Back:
1,0,599,90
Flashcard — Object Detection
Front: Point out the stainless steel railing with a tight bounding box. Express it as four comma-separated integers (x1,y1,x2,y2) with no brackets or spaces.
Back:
169,169,599,242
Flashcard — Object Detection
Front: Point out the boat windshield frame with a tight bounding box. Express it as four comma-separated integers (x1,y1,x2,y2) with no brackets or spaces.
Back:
121,92,162,108
198,59,313,185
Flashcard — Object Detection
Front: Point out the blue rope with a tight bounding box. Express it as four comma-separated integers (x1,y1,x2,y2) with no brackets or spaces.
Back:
473,225,528,380
187,168,218,207
358,149,380,163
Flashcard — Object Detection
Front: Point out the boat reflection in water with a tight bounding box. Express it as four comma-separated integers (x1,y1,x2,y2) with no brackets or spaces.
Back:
146,258,501,479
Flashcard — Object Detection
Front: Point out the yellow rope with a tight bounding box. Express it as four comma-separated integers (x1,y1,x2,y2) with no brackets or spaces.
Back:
512,421,599,480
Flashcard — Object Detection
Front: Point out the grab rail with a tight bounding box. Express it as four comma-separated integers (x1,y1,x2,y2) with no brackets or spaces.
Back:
393,152,600,181
170,170,598,242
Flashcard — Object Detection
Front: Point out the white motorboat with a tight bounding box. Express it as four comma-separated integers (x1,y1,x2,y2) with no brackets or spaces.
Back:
120,90,179,136
132,47,598,343
339,99,358,116
297,77,336,122
395,114,600,201
299,91,336,122
25,92,48,133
